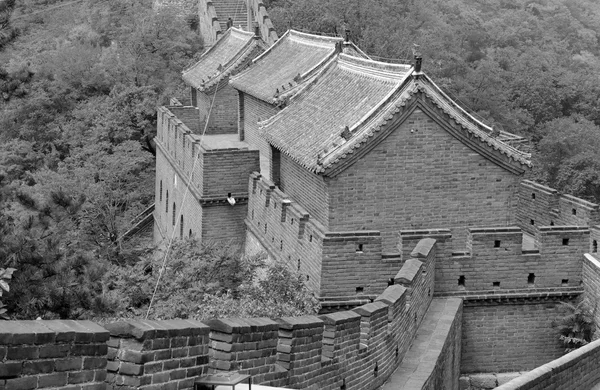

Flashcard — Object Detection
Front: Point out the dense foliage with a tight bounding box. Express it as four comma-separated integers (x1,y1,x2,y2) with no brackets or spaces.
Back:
99,240,320,322
553,300,596,353
0,0,201,319
267,0,600,202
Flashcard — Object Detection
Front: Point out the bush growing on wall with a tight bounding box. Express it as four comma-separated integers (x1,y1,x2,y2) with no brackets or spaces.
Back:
553,300,597,353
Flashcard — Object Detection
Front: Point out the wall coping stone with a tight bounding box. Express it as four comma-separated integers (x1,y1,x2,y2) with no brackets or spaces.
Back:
104,319,209,340
276,316,323,330
205,318,279,334
410,238,436,258
538,226,589,233
375,285,407,306
319,311,362,325
395,258,423,285
468,227,522,234
0,320,109,345
353,301,388,317
521,180,558,195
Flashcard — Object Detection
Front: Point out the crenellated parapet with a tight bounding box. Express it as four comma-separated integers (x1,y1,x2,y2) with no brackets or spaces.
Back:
517,180,600,236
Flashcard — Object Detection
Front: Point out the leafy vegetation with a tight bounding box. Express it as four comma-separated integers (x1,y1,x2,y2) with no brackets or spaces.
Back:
552,300,597,353
98,240,320,322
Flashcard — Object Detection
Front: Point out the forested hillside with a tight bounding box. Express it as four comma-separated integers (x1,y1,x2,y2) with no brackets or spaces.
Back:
0,0,203,319
1,0,600,320
268,0,600,201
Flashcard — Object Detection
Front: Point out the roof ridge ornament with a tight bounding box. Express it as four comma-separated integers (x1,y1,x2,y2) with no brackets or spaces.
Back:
341,126,352,140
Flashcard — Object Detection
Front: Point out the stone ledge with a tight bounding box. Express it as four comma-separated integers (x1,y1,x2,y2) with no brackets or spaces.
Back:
0,321,109,345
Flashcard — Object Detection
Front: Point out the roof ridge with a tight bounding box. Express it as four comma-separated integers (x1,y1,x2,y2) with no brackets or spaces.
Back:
229,26,256,38
288,29,344,45
337,53,413,81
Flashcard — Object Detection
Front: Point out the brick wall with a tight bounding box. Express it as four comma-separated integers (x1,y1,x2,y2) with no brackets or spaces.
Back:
154,106,260,244
242,94,279,180
320,231,388,297
583,253,600,336
168,106,201,134
104,320,210,389
329,108,522,251
517,180,600,236
0,320,109,390
245,172,325,294
461,300,570,373
495,338,600,390
280,154,330,228
432,226,586,294
203,83,239,135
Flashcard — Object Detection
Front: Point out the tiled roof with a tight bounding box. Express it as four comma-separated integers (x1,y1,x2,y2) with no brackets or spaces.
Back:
229,30,344,103
260,54,531,176
182,27,264,91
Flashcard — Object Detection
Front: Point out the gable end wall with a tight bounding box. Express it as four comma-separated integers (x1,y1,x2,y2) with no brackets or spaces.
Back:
328,107,522,250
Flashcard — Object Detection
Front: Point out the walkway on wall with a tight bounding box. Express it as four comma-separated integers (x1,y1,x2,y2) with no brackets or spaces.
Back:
213,0,248,31
381,298,462,389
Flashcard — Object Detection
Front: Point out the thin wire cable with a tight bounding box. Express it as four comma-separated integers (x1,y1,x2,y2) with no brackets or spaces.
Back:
145,80,221,319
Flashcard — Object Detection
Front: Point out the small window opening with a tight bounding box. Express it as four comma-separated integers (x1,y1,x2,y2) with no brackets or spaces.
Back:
414,313,417,322
251,210,254,219
356,287,364,294
531,193,536,199
458,275,465,287
593,240,598,253
274,202,277,209
306,275,310,281
428,288,431,296
374,362,378,377
264,223,267,234
387,278,394,286
550,221,555,226
340,379,346,390
530,219,535,225
166,191,169,213
159,180,163,202
280,240,283,250
562,279,569,286
493,281,500,288
172,203,176,225
189,229,192,238
563,238,570,246
494,240,501,248
180,215,184,238
271,236,274,243
528,273,535,285
356,243,364,252
309,235,313,242
422,269,426,275
291,218,294,225
395,346,399,358
297,259,301,271
572,208,577,215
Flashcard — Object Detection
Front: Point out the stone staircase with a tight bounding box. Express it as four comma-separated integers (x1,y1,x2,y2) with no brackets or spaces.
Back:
213,0,248,32
118,204,155,243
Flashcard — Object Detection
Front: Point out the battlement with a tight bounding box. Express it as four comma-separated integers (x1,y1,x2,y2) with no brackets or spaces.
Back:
401,225,588,297
246,173,401,298
156,106,259,202
517,180,600,236
0,239,463,390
